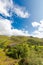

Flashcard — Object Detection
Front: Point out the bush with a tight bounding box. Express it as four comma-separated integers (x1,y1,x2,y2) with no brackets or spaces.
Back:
34,45,39,51
6,43,29,59
18,58,42,65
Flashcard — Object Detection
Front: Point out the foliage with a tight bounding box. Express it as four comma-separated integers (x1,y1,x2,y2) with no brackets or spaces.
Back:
19,58,42,65
0,35,43,65
6,43,29,59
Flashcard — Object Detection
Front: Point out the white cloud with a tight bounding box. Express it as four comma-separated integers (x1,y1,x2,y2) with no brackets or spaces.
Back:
0,18,12,36
0,0,13,16
12,29,30,36
32,20,43,38
0,0,30,18
32,21,40,27
0,0,30,36
0,17,30,36
14,6,30,18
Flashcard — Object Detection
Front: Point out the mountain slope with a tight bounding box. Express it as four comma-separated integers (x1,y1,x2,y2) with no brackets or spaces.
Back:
0,35,43,46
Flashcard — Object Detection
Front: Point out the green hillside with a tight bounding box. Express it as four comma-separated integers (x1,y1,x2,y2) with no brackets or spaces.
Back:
0,35,43,65
0,35,43,46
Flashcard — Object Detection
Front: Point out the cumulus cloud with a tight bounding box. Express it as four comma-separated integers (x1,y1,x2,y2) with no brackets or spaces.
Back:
0,0,13,16
32,22,40,27
12,29,30,36
0,0,30,18
14,6,30,18
0,0,30,36
0,17,30,36
0,17,12,36
32,20,43,38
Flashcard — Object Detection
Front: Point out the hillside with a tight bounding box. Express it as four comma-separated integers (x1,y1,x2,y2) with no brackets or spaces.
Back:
0,35,43,65
0,35,43,46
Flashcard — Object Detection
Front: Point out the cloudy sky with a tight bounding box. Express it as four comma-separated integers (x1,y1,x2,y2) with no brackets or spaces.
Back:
0,0,43,38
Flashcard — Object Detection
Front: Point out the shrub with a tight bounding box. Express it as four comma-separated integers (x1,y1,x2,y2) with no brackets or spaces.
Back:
6,43,29,59
18,58,42,65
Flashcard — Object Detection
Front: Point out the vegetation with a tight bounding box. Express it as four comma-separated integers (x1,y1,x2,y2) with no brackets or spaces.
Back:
6,43,29,59
0,35,43,65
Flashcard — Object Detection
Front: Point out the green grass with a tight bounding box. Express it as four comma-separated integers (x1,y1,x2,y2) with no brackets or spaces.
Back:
0,35,43,65
0,48,18,65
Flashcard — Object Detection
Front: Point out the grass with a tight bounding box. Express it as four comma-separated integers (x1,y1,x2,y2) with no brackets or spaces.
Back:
0,35,43,65
0,48,18,65
0,46,43,65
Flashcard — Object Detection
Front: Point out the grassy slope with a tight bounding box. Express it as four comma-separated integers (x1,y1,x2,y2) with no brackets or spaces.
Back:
0,35,43,65
0,48,18,65
0,35,43,46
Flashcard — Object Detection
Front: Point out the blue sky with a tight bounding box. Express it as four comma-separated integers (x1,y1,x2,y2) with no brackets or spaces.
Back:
0,0,43,38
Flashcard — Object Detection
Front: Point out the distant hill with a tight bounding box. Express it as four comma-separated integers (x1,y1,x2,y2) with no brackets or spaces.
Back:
0,35,43,46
